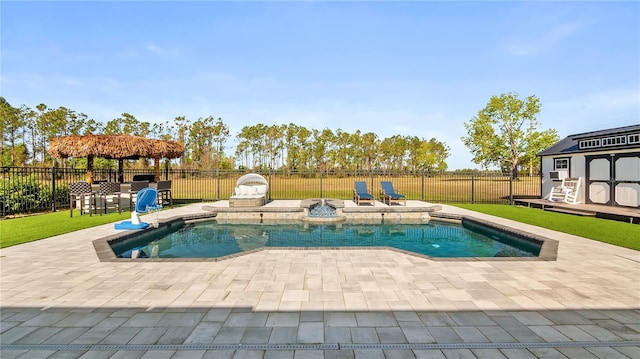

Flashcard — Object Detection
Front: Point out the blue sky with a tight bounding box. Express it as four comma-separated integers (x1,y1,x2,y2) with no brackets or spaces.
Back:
2,1,638,169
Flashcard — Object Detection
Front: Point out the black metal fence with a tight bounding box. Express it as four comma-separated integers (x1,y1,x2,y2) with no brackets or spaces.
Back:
0,167,542,216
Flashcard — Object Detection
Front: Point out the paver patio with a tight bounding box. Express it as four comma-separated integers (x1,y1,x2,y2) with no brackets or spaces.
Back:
1,202,639,358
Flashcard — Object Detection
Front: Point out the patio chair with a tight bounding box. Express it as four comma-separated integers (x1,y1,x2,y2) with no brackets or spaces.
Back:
115,187,163,230
354,181,375,206
97,182,122,215
380,181,406,206
69,181,95,217
155,180,173,207
547,177,582,204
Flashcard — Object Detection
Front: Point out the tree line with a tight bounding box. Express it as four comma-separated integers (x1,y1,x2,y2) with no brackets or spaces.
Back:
0,97,450,172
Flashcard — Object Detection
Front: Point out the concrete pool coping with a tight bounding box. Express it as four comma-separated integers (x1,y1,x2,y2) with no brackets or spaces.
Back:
1,201,638,358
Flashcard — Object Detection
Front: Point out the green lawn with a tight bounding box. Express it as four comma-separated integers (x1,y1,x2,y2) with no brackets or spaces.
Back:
1,211,126,248
1,204,638,251
454,204,639,251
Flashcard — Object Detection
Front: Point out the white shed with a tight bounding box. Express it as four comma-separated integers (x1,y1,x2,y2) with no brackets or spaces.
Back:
538,124,640,208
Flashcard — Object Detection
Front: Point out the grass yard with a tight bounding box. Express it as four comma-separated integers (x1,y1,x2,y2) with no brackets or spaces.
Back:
454,204,640,251
1,211,126,248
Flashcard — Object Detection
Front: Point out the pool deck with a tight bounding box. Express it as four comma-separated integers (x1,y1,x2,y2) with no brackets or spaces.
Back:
1,200,639,358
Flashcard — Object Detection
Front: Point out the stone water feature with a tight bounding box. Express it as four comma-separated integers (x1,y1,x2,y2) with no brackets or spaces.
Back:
302,199,346,222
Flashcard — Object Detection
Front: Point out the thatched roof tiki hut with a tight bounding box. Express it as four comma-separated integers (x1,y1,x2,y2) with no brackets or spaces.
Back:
48,134,184,183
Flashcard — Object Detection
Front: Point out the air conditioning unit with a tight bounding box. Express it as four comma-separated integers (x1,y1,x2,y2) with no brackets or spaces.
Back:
549,170,569,180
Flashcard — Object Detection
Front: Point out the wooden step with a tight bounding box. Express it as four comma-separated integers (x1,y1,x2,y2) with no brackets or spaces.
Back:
544,207,596,216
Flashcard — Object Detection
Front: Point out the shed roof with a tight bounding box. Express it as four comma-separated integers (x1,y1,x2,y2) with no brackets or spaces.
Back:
538,124,640,156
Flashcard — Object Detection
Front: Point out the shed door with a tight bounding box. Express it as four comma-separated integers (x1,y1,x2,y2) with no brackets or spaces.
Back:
586,152,640,207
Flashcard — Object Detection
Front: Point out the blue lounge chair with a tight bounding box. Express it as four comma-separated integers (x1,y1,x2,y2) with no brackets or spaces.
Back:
380,181,406,206
115,187,162,230
354,181,375,206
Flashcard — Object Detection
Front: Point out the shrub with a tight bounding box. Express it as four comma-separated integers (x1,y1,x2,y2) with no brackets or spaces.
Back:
0,176,68,215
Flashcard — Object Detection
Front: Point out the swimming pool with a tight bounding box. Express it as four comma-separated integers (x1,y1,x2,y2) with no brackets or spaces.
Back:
109,218,544,259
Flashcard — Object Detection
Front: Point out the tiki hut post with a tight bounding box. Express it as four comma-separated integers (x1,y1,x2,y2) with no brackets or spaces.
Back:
154,158,160,182
118,159,125,183
87,155,94,184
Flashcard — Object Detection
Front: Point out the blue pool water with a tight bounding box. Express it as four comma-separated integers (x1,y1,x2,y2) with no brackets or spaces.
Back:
111,220,542,259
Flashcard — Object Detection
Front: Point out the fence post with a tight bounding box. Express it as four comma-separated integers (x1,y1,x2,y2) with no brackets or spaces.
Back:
1,169,5,217
217,169,221,200
369,170,374,196
268,168,272,201
509,174,514,205
471,172,475,204
320,167,323,199
421,170,425,201
51,166,57,212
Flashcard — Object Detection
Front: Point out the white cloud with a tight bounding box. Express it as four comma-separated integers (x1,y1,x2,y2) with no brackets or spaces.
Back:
541,87,640,136
545,87,639,114
145,42,163,53
507,21,585,56
144,42,181,57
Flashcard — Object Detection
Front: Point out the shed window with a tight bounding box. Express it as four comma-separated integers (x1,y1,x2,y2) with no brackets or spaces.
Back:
579,139,600,149
602,136,627,147
628,134,640,144
554,158,569,170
